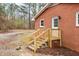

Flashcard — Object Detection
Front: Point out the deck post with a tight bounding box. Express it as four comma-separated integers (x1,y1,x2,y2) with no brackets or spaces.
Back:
34,38,36,53
48,29,52,48
58,30,62,47
60,35,62,47
60,39,62,47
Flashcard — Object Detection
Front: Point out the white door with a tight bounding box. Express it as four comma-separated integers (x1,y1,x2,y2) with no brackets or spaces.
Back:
52,16,59,37
52,16,59,29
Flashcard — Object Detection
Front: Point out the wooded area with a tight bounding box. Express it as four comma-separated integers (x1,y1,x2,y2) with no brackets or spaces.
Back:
0,3,46,32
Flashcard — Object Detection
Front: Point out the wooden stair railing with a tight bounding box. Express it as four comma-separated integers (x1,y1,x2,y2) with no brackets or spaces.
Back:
28,28,52,53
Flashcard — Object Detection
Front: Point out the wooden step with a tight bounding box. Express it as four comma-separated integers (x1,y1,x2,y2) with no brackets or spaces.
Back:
28,44,35,50
28,39,47,50
37,38,47,42
36,38,45,42
28,44,40,50
36,40,45,46
36,39,47,47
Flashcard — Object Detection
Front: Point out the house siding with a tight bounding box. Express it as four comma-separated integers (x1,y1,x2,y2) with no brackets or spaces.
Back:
35,4,79,52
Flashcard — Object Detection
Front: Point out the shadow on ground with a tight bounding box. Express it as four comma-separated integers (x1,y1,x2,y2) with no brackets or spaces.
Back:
37,47,79,56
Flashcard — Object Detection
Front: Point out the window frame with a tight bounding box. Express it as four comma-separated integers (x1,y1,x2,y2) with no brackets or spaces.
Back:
52,16,59,29
40,19,44,27
76,12,79,26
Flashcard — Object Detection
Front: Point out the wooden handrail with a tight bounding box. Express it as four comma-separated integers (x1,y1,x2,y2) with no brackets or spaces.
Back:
34,28,50,39
33,28,52,52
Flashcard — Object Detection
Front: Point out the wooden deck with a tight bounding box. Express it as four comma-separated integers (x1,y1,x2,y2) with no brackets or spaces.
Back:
18,28,62,53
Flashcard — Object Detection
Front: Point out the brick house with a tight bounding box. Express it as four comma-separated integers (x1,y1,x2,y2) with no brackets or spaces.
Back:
32,3,79,52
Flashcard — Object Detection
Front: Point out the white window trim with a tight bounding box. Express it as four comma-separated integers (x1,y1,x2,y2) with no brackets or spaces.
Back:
76,12,79,26
40,19,44,27
52,16,59,29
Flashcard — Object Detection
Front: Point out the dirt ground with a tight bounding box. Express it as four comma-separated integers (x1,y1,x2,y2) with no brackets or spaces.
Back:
37,47,79,56
0,30,79,56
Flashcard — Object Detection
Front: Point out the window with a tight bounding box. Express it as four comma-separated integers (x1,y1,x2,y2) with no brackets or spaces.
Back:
76,12,79,26
54,19,58,27
52,16,58,29
40,20,44,27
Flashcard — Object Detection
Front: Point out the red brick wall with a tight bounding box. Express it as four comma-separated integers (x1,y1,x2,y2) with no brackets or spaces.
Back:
35,4,79,52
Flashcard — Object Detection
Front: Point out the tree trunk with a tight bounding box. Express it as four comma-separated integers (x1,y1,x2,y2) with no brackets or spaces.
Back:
28,3,31,29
